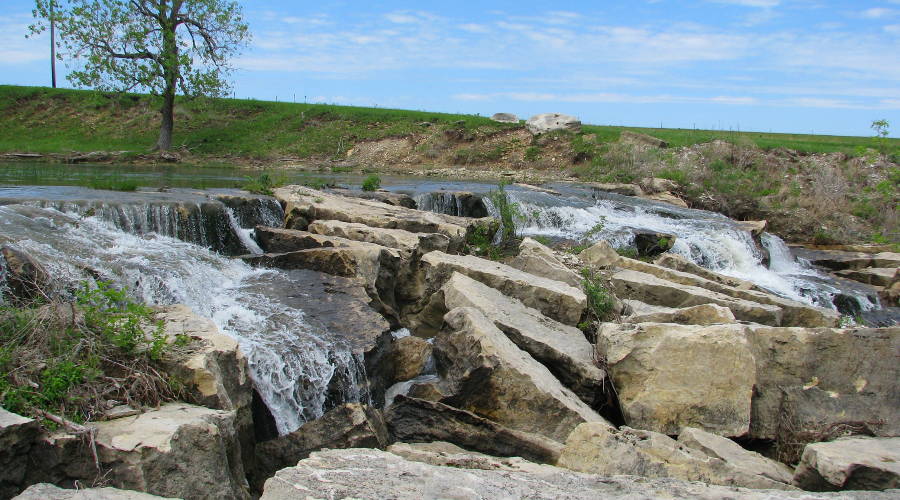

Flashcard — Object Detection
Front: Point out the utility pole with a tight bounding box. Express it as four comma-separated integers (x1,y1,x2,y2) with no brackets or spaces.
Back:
50,1,57,88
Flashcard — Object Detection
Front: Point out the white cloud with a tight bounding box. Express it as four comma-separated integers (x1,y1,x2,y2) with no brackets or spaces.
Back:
0,14,47,65
860,8,897,19
708,0,780,7
885,24,900,34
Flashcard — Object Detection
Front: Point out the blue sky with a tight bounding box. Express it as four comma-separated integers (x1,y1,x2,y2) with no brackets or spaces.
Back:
2,0,899,136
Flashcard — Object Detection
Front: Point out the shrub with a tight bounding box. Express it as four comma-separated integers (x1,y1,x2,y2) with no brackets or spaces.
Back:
581,269,615,322
242,171,287,196
361,174,381,191
487,182,522,243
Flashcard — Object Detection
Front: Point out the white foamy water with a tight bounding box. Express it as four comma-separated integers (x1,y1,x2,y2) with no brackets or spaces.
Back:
0,204,363,434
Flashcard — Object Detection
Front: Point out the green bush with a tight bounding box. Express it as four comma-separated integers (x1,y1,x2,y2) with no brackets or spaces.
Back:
242,171,287,196
362,174,381,191
487,182,522,243
581,269,615,322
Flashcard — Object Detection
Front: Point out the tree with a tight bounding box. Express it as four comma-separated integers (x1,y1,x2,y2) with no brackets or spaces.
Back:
30,0,249,151
871,119,890,155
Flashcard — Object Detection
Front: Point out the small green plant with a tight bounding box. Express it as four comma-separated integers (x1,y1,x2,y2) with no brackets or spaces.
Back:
487,182,523,243
615,246,639,259
524,146,541,162
362,174,381,191
242,171,287,196
871,119,890,154
531,235,553,246
466,225,501,260
583,220,606,240
581,269,615,323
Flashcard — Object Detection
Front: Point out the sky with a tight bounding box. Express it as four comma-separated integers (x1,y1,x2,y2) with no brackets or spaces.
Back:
2,0,899,137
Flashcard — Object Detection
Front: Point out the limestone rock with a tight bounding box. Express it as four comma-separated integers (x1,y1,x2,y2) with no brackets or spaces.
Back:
392,336,433,382
1,246,51,304
491,112,519,123
307,220,450,255
13,483,176,499
1,408,41,498
253,403,388,490
798,249,900,271
93,403,250,500
260,448,898,500
385,396,562,464
327,187,417,208
558,423,794,490
745,325,900,440
597,322,756,436
433,307,608,442
416,272,605,406
793,437,900,491
507,237,582,288
525,113,581,135
678,427,794,484
586,182,644,197
736,220,768,237
610,268,783,325
655,253,756,289
419,251,586,325
579,240,620,268
879,269,900,307
639,177,678,193
622,131,668,148
644,191,688,207
633,231,677,258
626,303,737,325
835,268,897,287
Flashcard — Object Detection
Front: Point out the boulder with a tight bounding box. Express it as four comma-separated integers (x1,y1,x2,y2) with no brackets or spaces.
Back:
260,448,897,500
578,240,620,268
744,325,900,440
678,427,794,484
597,322,756,436
610,268,783,325
1,408,41,498
414,272,605,406
252,403,388,490
879,269,900,307
385,395,562,464
326,187,417,208
793,437,900,491
273,186,486,253
834,268,897,287
586,182,644,197
507,237,582,288
525,113,581,135
391,336,433,383
621,131,668,148
558,423,794,490
655,253,757,290
639,177,678,193
1,246,51,304
798,249,900,272
491,113,519,123
13,483,176,499
307,220,450,255
633,231,676,257
432,307,608,442
92,403,250,500
644,191,688,207
387,441,545,471
736,220,768,238
625,303,737,325
418,251,586,326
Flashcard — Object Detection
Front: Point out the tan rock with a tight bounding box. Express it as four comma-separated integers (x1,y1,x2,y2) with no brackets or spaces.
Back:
626,303,737,325
578,240,620,269
793,437,900,491
392,336,433,382
654,253,757,290
307,219,450,255
13,483,176,499
678,427,794,484
507,237,581,288
598,322,755,436
387,441,545,472
622,132,668,149
643,191,688,207
834,267,897,287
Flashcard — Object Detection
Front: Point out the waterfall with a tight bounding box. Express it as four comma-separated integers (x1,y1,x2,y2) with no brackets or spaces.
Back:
0,203,363,435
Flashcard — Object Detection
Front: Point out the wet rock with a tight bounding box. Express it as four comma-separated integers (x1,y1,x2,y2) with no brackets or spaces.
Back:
622,131,668,149
633,231,676,257
414,272,605,406
391,336,433,383
491,113,519,123
1,408,41,498
610,268,783,325
418,251,586,325
793,437,900,491
260,447,897,500
879,269,900,307
433,307,608,442
586,182,644,197
1,246,52,304
655,253,757,290
744,325,900,440
327,187,417,208
597,322,755,436
307,220,450,255
578,239,620,268
93,403,250,500
507,237,582,287
625,302,737,325
253,403,388,491
736,220,768,238
525,113,581,135
678,427,794,484
385,395,563,464
558,423,794,490
13,483,176,499
416,191,489,218
835,268,897,287
798,249,900,272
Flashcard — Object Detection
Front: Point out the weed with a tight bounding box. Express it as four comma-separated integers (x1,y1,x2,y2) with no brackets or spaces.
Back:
242,171,287,196
487,182,523,243
615,246,639,259
362,174,381,192
524,146,541,162
583,220,606,240
531,235,553,246
581,269,615,322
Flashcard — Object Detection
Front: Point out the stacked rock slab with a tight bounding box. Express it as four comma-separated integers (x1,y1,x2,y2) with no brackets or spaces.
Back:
307,219,450,256
432,307,609,442
1,408,42,498
792,437,900,491
678,427,794,485
506,237,582,287
13,483,176,499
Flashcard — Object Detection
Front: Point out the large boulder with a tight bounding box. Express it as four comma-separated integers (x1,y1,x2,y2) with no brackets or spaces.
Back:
385,395,563,464
273,186,487,253
252,403,388,490
259,448,884,500
678,427,794,484
625,302,737,325
879,269,900,307
418,251,586,325
414,272,605,406
579,240,619,268
558,423,794,490
507,237,582,287
1,408,41,498
610,268,783,325
834,268,897,287
622,131,668,148
799,250,900,272
391,336,433,383
326,187,417,208
744,325,900,440
92,403,250,500
597,322,756,437
13,483,176,499
525,113,581,135
432,307,608,442
655,253,756,290
793,437,900,491
307,220,450,255
387,441,544,471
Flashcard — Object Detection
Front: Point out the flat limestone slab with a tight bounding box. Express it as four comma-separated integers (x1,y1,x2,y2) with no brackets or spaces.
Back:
793,437,900,491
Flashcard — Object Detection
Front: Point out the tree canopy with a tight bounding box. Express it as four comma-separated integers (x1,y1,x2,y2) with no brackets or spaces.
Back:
31,0,250,151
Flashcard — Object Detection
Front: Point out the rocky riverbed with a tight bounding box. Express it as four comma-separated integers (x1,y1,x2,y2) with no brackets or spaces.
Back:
0,182,897,499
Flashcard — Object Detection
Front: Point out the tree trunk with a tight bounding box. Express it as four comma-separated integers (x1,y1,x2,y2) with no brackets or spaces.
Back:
154,15,179,152
155,89,175,151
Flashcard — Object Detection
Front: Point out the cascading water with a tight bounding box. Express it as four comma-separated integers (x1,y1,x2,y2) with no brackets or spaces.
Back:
415,192,464,216
0,198,364,435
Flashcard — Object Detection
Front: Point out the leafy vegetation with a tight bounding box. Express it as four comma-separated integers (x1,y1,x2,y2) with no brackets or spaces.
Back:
581,269,615,324
0,281,181,423
242,171,287,195
361,174,381,191
487,182,523,243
